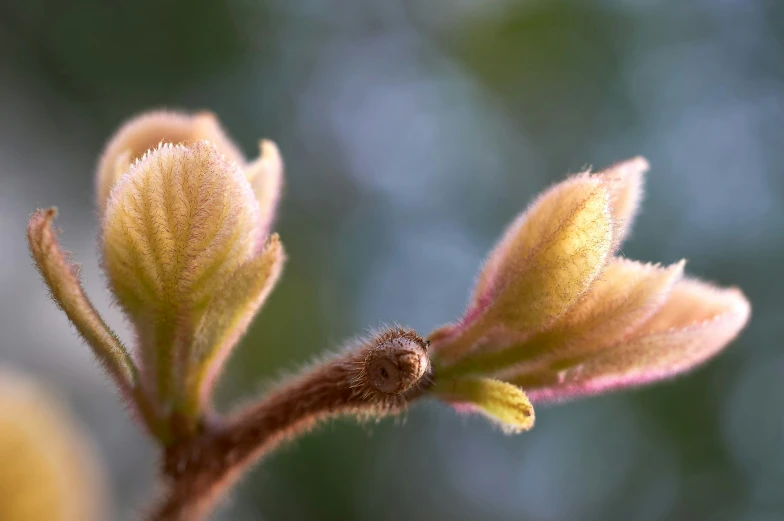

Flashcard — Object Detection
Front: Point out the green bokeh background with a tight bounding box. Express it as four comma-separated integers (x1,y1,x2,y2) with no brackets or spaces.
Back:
1,1,782,520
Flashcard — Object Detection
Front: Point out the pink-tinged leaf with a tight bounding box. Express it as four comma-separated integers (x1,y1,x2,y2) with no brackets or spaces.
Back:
634,278,745,335
96,111,246,215
543,258,686,351
511,280,750,403
433,176,614,363
438,258,685,381
595,156,648,246
432,376,535,433
244,140,284,236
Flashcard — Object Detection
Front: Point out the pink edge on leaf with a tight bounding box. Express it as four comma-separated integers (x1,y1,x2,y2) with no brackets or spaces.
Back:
634,277,745,335
482,258,685,383
245,140,284,240
518,281,750,404
553,258,685,342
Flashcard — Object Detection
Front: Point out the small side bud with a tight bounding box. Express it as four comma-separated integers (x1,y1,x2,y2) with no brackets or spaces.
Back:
352,327,431,407
364,329,430,396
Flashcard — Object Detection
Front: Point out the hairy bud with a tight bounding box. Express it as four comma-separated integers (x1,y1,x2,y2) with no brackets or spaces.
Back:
29,110,286,441
357,328,430,398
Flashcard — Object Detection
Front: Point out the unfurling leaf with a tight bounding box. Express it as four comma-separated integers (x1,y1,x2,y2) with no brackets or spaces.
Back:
32,110,288,442
471,176,613,325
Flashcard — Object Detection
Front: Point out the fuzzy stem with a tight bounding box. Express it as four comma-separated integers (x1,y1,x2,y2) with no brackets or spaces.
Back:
147,328,432,521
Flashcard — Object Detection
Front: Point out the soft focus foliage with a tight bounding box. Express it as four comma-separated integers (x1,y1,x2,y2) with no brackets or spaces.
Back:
0,370,105,521
430,159,749,413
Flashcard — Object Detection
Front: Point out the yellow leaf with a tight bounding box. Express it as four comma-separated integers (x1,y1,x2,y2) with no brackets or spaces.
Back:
477,176,613,328
432,376,535,433
102,141,262,315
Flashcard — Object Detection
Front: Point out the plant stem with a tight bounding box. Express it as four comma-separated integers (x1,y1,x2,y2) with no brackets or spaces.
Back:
147,328,432,521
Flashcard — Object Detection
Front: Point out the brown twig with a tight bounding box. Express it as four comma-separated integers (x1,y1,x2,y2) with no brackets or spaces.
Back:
147,327,433,521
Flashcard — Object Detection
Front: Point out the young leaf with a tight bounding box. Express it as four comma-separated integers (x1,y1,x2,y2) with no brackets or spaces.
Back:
432,376,535,433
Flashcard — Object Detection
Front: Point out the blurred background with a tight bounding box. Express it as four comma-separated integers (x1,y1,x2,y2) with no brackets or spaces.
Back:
1,0,782,519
